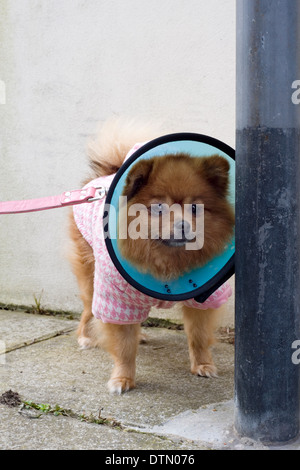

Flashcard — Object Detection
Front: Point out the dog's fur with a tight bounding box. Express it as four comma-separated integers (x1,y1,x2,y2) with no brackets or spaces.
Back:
119,153,234,281
69,118,234,394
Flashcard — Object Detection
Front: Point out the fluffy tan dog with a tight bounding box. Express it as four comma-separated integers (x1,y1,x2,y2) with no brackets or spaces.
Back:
69,119,234,393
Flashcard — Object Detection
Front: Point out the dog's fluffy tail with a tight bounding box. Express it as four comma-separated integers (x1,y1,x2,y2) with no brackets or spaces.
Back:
87,117,160,178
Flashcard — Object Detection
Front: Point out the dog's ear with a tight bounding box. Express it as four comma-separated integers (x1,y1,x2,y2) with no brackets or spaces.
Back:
199,155,230,197
122,159,154,200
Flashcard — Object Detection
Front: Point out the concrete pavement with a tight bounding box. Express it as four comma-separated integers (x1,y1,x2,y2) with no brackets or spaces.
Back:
0,308,299,450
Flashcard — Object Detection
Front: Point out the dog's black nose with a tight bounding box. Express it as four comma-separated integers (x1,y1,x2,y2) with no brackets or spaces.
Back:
175,220,191,236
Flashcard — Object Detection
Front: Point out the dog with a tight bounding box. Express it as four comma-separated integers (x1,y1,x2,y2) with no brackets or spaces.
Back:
69,118,234,393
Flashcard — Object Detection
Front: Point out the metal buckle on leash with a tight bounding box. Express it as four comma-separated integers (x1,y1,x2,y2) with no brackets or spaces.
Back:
88,186,108,202
0,185,109,214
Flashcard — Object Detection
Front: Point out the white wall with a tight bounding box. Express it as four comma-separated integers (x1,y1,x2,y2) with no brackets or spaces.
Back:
0,0,236,319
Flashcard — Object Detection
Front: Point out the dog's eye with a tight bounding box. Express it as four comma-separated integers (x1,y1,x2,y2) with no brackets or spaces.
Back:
186,204,204,216
151,203,168,215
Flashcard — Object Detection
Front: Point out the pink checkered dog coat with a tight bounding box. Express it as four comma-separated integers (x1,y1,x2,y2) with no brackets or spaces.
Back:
73,145,232,324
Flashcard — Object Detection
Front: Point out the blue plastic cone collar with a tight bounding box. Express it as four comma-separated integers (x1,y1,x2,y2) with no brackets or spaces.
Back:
104,133,235,302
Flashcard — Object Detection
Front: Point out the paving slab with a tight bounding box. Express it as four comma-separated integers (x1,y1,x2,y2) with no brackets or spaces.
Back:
0,309,78,353
1,309,299,450
148,400,300,451
0,309,234,449
0,317,234,423
0,404,206,450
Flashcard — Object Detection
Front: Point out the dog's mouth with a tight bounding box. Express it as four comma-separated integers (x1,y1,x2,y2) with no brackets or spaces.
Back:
159,236,196,248
151,219,199,248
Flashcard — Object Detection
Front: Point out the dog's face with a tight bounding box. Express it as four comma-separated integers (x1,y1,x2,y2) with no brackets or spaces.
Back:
118,153,234,281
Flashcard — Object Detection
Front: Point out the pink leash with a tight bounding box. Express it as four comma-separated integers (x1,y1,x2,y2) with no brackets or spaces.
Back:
0,186,107,214
0,143,144,215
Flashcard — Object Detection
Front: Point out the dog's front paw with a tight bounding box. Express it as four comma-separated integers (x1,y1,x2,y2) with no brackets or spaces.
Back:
139,332,147,344
78,335,93,349
107,377,135,394
192,364,218,378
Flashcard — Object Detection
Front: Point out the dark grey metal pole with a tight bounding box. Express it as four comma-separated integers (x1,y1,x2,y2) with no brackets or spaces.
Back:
235,0,300,443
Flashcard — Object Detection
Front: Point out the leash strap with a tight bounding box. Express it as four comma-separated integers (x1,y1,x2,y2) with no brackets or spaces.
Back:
0,186,107,214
